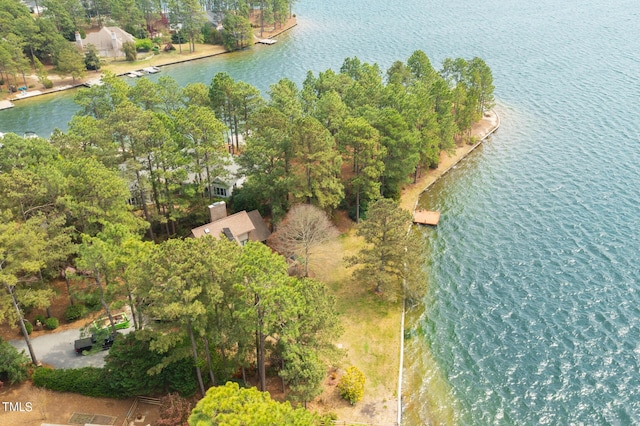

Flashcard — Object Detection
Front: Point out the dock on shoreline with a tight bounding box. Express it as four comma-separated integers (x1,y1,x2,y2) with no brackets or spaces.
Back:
1,18,297,106
0,100,15,110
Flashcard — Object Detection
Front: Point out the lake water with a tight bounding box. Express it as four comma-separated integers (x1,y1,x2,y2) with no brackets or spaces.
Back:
2,0,640,424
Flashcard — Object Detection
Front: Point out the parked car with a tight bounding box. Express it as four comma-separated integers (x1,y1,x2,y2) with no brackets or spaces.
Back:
74,332,117,355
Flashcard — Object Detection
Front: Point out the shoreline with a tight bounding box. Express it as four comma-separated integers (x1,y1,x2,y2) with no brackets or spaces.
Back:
2,17,297,104
396,109,501,424
399,109,501,212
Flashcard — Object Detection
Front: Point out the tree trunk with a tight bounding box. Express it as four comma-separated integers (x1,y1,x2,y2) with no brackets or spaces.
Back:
95,273,117,335
4,283,39,365
188,320,206,396
63,268,75,305
281,358,285,393
202,335,216,386
125,283,139,330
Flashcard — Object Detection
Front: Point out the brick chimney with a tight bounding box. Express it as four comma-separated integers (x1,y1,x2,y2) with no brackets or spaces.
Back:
208,201,227,223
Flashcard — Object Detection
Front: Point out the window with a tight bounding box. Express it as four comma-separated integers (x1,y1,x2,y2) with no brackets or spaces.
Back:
213,186,228,197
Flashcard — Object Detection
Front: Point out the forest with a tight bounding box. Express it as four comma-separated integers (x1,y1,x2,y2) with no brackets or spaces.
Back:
0,0,295,91
0,50,493,419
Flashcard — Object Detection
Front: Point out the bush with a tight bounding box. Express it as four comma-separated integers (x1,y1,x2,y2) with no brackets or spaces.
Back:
338,366,365,405
164,43,176,51
65,304,87,322
34,314,46,327
21,320,33,336
76,290,101,310
171,30,187,44
43,79,53,89
32,366,114,397
122,41,137,61
44,317,59,330
135,38,153,52
0,337,30,384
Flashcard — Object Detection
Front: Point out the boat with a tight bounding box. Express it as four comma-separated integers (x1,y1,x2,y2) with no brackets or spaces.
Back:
127,71,144,78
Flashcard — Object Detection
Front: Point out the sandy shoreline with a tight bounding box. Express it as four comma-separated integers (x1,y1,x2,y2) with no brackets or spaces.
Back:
2,17,297,103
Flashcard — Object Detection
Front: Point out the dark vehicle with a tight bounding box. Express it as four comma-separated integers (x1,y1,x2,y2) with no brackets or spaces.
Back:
74,332,117,355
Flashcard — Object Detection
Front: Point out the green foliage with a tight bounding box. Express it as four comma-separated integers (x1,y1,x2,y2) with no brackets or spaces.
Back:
84,44,101,71
164,357,199,397
122,41,137,61
64,304,87,322
188,381,323,425
135,38,153,52
346,198,413,299
32,366,114,397
21,320,33,336
0,337,30,384
34,314,46,326
338,366,365,405
43,79,54,89
171,30,187,44
76,289,101,309
104,332,165,396
221,14,253,51
44,317,59,330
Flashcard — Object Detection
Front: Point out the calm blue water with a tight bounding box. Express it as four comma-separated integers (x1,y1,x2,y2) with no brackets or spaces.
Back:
3,0,640,424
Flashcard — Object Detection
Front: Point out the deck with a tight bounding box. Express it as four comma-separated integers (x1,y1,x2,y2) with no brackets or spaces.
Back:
257,38,277,45
0,100,15,110
413,209,441,226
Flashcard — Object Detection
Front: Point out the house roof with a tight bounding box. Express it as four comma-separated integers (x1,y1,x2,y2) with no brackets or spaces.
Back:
247,210,271,242
83,27,134,53
191,210,270,243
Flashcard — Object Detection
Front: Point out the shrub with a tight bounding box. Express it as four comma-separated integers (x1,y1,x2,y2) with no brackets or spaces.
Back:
135,38,153,52
337,366,365,405
122,41,137,61
21,320,33,336
34,314,46,327
65,304,87,322
0,337,30,384
32,366,114,397
43,79,53,89
44,317,59,330
171,30,187,44
164,43,176,51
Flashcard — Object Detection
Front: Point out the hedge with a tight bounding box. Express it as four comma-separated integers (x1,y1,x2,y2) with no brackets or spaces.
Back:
32,367,115,398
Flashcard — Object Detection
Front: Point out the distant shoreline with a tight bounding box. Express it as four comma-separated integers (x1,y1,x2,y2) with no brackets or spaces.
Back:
3,17,297,104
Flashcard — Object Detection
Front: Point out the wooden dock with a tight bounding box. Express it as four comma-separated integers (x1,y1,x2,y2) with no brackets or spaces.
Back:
413,209,441,226
0,100,15,110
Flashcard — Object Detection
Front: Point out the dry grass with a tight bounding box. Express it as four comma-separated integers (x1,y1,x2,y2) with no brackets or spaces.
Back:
308,230,401,424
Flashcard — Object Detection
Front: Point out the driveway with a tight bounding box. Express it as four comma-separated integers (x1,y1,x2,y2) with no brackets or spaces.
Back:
9,324,134,369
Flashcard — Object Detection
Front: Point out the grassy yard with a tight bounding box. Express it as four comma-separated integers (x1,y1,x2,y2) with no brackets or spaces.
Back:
308,229,401,424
